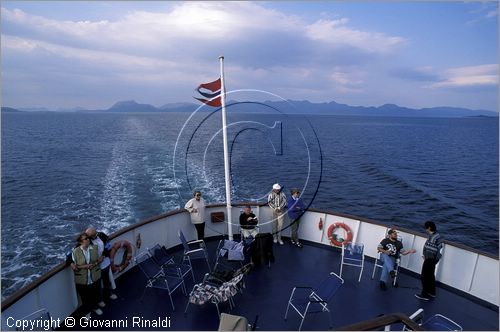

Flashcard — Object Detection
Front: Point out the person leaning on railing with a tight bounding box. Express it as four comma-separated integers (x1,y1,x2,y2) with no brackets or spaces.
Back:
184,190,206,240
287,188,306,248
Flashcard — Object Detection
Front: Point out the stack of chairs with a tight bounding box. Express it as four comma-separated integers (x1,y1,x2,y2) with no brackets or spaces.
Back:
185,263,253,318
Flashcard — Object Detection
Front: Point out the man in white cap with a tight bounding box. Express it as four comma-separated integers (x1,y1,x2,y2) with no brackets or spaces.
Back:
268,183,287,245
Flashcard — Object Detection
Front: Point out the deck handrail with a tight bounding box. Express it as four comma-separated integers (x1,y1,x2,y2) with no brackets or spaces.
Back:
335,312,424,331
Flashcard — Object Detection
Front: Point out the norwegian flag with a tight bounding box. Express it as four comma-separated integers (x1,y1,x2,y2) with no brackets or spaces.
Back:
194,78,222,107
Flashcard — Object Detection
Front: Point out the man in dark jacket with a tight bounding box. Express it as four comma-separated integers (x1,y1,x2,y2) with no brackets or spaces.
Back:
239,206,258,239
287,188,305,248
415,221,443,300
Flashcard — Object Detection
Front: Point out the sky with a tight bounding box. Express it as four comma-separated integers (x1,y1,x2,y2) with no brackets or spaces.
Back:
1,1,498,111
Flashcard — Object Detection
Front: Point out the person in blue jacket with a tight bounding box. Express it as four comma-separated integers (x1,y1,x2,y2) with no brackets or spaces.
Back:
287,188,306,248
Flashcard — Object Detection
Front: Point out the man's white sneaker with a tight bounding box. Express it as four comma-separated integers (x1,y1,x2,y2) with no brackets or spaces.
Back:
273,239,278,244
279,240,284,245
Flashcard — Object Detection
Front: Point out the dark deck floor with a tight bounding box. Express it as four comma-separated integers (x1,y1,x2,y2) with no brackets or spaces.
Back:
66,236,499,331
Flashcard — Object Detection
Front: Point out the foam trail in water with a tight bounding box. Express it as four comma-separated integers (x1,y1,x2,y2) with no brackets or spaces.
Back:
100,143,135,234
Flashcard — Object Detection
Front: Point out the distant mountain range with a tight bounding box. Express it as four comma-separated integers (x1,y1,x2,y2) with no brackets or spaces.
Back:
2,100,498,118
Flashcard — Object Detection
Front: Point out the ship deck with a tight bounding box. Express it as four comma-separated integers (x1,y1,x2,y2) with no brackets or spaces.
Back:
61,236,499,331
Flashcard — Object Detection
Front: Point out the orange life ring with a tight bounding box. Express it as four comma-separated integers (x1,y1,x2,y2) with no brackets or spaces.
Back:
327,223,353,247
110,240,133,273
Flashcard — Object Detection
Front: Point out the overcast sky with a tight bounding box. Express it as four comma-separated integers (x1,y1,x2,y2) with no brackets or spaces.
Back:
1,1,498,111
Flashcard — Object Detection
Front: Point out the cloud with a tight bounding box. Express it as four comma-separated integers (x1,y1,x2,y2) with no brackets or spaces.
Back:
390,66,441,82
1,2,409,108
1,2,497,112
428,64,498,89
306,19,406,54
466,2,498,25
1,3,405,62
329,67,366,93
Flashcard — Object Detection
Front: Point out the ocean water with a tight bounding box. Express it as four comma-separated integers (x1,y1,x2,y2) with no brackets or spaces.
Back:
1,111,498,299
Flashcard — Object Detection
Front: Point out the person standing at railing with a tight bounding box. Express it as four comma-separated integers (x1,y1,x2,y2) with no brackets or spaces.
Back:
287,188,305,248
377,229,416,290
185,190,206,240
85,227,118,307
415,221,443,301
268,183,287,245
71,232,103,316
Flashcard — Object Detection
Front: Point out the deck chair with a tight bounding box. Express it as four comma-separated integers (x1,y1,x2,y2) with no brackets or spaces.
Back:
185,265,250,318
214,239,245,272
16,308,52,331
135,252,186,310
178,230,211,278
372,236,403,286
372,252,401,286
284,272,344,331
406,308,462,331
339,242,365,282
148,244,194,282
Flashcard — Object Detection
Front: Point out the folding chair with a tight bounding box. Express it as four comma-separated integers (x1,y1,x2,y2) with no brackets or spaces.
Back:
372,251,400,286
214,239,245,272
339,242,365,282
135,252,186,311
148,244,194,282
16,309,52,331
372,236,403,286
406,308,462,331
284,272,344,331
178,230,211,278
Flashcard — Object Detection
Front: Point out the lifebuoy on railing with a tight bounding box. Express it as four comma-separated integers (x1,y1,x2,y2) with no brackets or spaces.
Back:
110,240,133,273
327,222,353,247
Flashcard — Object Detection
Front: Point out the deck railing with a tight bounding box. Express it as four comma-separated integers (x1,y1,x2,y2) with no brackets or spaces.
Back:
1,204,498,330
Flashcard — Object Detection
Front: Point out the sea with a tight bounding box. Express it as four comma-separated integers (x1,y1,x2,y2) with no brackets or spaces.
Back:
1,110,498,300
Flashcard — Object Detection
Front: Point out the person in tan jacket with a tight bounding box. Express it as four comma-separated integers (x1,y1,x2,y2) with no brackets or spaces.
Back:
71,232,102,316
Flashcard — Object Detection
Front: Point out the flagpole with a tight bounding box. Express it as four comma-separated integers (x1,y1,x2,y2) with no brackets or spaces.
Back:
219,55,233,240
